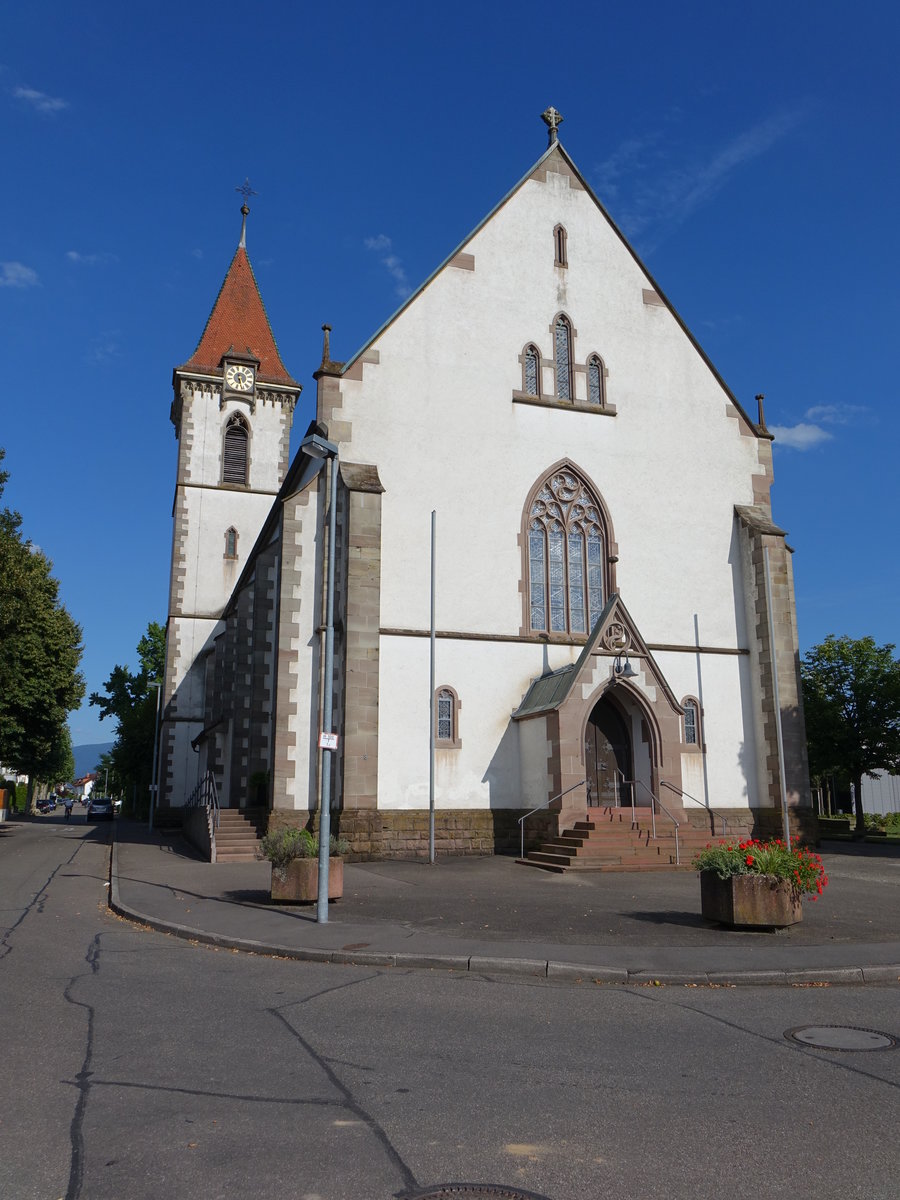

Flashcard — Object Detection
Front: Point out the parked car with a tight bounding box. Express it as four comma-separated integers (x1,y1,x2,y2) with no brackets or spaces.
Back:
86,797,115,820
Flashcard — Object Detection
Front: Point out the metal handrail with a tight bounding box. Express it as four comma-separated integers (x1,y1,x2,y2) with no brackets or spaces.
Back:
659,780,729,837
616,771,681,865
186,770,220,831
519,779,587,859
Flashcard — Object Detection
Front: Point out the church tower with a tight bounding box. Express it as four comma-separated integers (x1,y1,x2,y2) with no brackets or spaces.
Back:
159,201,301,809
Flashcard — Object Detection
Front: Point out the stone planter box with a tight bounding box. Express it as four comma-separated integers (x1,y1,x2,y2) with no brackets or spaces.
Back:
700,872,802,928
270,858,343,904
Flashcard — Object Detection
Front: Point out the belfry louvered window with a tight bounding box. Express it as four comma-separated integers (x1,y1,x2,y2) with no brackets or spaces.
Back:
223,414,249,484
528,469,605,635
554,316,572,401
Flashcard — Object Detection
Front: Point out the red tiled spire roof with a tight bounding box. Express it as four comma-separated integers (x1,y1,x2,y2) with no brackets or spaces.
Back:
180,244,297,386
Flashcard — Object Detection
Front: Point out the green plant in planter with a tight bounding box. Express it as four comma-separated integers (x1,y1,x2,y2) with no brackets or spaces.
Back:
691,838,829,900
258,827,349,868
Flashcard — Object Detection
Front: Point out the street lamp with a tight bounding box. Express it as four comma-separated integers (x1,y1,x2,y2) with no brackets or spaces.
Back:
300,431,339,924
148,681,162,832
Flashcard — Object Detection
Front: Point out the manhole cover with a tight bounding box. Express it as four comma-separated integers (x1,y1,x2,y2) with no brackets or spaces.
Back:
785,1025,897,1051
406,1187,552,1199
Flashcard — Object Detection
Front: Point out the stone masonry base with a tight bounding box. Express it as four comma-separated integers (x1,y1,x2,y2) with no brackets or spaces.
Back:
266,804,819,860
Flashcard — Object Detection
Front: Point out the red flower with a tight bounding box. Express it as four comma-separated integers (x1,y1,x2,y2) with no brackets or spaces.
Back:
745,855,754,865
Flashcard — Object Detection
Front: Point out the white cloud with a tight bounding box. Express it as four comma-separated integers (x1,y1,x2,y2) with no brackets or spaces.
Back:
594,104,811,247
364,234,412,298
88,332,121,364
66,250,116,266
769,422,833,450
13,86,68,114
0,261,40,288
191,248,203,259
804,403,869,424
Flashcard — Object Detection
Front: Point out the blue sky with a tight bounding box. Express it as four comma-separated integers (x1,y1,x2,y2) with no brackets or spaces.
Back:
3,1,898,747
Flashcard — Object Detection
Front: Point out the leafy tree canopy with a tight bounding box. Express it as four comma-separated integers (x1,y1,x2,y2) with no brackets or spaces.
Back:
0,450,85,796
801,635,900,833
90,621,165,801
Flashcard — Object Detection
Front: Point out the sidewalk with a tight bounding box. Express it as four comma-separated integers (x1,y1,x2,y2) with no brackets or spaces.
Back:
110,819,900,986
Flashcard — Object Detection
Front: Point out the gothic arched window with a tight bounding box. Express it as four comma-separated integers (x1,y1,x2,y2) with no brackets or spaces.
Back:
223,414,249,485
554,224,568,267
435,685,461,748
588,355,605,406
682,697,702,747
554,316,572,401
224,527,238,559
523,345,541,397
528,469,605,635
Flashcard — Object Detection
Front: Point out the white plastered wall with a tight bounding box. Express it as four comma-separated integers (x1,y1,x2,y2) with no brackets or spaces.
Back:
327,159,770,812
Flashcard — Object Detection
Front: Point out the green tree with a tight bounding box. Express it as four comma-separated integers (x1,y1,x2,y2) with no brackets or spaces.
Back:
0,450,85,811
801,635,900,835
90,621,165,807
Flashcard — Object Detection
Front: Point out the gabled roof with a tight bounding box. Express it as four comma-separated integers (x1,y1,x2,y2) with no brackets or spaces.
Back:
341,139,760,438
513,593,682,720
179,244,297,387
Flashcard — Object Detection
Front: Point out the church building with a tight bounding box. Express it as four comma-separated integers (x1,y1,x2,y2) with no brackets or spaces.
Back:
159,112,813,862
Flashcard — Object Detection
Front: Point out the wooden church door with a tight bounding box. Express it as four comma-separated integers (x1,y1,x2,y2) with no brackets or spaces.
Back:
585,698,632,807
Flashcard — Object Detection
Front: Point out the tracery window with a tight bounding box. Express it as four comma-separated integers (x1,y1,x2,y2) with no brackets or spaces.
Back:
682,698,702,747
435,686,460,747
523,345,541,397
223,414,249,485
554,316,573,401
224,527,238,559
588,355,605,406
528,469,605,635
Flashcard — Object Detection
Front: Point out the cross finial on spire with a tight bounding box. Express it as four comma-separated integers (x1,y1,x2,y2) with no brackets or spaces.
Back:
541,106,564,146
235,178,258,248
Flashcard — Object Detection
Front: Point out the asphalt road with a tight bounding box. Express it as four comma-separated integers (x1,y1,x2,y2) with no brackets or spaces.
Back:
2,820,899,1200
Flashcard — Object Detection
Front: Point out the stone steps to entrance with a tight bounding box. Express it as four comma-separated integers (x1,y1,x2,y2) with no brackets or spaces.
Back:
519,806,749,874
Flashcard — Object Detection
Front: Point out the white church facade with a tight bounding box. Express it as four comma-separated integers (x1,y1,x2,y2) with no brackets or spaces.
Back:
159,115,814,859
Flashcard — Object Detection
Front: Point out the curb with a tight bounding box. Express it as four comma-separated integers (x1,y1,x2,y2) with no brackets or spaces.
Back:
108,834,900,988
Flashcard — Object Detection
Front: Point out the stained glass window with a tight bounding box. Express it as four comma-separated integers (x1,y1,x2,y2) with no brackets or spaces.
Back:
528,470,606,635
684,700,699,746
437,690,453,741
524,346,539,396
555,317,572,400
588,356,603,406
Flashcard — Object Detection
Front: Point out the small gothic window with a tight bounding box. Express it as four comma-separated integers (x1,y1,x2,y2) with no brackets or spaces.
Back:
554,224,568,267
528,469,605,635
224,527,238,559
223,414,249,485
435,686,460,747
554,316,572,401
683,698,701,746
524,345,540,397
588,356,604,406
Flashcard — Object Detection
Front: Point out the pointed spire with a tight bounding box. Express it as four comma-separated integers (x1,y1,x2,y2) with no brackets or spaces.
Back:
235,178,257,248
179,199,297,386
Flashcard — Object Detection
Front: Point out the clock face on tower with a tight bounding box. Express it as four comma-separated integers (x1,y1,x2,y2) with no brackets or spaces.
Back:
225,363,255,392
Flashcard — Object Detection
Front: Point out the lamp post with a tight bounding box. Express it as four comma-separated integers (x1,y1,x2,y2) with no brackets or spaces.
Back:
148,681,162,832
300,432,340,924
